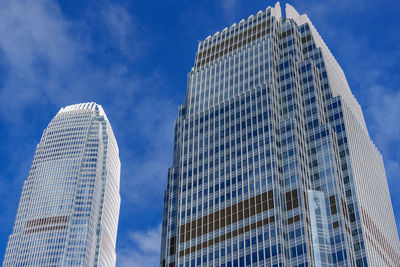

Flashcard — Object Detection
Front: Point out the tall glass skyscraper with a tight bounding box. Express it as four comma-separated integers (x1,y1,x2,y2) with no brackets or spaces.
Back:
160,3,400,267
3,103,120,267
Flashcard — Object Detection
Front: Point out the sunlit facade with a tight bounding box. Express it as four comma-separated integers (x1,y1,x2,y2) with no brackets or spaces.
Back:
3,102,120,267
160,3,400,267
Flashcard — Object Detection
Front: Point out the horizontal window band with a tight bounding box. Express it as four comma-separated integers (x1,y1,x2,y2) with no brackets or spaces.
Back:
26,215,68,228
179,190,274,244
179,215,275,257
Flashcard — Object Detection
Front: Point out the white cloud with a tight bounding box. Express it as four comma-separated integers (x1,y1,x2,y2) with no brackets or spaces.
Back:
116,90,177,208
0,0,76,72
117,224,161,267
0,0,96,122
0,0,150,121
97,67,177,208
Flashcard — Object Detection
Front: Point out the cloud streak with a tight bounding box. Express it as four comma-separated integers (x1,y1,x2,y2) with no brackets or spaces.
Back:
0,0,80,116
102,3,150,61
117,224,161,267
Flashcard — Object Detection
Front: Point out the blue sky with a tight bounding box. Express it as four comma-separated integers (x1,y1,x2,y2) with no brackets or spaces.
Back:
0,0,399,265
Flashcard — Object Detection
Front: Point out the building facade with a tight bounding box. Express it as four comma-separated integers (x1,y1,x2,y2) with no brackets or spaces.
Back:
160,3,400,267
3,103,121,267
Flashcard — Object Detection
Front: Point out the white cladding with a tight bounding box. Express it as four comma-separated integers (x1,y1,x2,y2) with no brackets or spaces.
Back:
286,4,368,134
286,4,400,265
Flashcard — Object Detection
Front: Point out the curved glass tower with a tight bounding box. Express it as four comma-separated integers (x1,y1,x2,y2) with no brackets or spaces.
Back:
3,102,121,267
160,3,400,267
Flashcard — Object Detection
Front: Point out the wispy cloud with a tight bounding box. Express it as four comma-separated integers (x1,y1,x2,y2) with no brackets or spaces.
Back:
102,3,150,61
0,0,83,117
219,0,239,21
0,0,153,121
113,79,177,209
117,224,161,267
